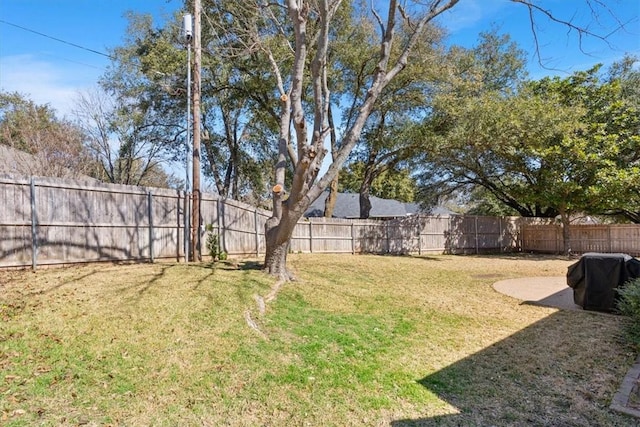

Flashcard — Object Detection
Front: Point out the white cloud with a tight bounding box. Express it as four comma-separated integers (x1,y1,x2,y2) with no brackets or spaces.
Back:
0,54,102,118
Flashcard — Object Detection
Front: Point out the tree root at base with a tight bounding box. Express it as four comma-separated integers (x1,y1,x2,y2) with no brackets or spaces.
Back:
244,279,287,338
244,309,267,339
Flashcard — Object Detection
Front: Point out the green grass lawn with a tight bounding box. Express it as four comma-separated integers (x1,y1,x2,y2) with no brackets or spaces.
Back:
0,254,637,426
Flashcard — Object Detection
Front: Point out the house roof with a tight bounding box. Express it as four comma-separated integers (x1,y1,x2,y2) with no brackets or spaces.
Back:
305,191,453,218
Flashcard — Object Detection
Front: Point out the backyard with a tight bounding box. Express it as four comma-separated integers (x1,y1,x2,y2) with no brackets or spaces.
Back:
0,254,637,426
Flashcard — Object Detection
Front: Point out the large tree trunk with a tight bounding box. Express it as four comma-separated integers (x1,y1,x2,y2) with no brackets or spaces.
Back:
324,174,339,217
559,206,572,255
264,220,292,279
359,183,372,219
262,0,453,278
324,108,339,218
264,201,307,280
359,157,376,219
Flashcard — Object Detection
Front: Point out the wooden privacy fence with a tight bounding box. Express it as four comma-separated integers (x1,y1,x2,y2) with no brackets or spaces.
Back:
2,175,639,269
522,224,640,256
290,215,527,255
0,175,186,268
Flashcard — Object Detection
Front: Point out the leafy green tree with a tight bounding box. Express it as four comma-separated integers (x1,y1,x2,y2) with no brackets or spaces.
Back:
335,20,444,218
464,188,520,217
197,0,285,203
339,161,417,203
99,9,278,199
529,65,640,229
419,86,576,215
419,63,640,252
600,54,640,223
608,54,640,110
0,91,96,178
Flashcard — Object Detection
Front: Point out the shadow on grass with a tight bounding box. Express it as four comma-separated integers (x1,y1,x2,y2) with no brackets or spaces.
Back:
238,260,263,271
520,288,582,311
114,261,260,296
409,255,446,262
392,310,635,426
111,262,209,294
26,269,101,296
197,260,263,272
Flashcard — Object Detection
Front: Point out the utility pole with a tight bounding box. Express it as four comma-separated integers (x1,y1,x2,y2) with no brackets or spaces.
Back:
182,13,193,263
191,0,202,261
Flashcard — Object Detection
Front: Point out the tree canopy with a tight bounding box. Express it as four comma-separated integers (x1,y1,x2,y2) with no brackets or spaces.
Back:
0,91,95,178
417,59,640,230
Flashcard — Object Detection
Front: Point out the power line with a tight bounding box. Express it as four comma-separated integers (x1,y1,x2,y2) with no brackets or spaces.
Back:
37,51,103,70
0,19,115,60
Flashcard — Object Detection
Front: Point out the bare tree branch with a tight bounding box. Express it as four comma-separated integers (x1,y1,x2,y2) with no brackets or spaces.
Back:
510,0,629,69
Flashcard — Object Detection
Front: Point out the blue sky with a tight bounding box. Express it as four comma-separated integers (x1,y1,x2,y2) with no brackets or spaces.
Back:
1,0,638,118
0,0,182,116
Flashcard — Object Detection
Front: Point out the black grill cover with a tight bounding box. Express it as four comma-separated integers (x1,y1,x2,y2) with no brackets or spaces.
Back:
567,253,640,312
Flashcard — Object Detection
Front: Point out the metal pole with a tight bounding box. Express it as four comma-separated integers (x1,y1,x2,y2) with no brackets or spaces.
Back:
184,28,192,263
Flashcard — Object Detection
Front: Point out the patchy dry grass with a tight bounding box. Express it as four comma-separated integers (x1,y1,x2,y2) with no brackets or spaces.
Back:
0,254,637,426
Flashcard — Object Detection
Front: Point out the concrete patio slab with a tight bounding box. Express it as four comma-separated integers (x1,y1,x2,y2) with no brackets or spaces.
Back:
493,276,581,311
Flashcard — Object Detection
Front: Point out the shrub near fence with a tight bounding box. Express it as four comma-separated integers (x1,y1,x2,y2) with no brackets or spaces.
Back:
2,175,640,269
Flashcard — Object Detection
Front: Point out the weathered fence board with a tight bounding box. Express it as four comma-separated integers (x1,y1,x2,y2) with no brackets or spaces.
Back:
522,224,640,256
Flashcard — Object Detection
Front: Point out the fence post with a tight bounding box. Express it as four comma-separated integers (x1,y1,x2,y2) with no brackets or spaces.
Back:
351,222,355,254
218,198,226,254
30,177,38,271
184,191,191,262
418,218,422,256
519,220,524,252
499,217,503,252
309,221,313,253
475,216,479,254
386,221,390,253
254,208,260,257
215,198,221,238
148,191,154,262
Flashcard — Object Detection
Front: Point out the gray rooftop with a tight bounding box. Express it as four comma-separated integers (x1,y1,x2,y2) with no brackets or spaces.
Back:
305,191,453,218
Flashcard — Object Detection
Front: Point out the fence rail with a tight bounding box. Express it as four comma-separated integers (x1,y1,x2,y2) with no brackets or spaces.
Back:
1,175,639,269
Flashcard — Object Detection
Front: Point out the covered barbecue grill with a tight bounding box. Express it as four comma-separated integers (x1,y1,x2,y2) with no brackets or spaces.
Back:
566,253,640,312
